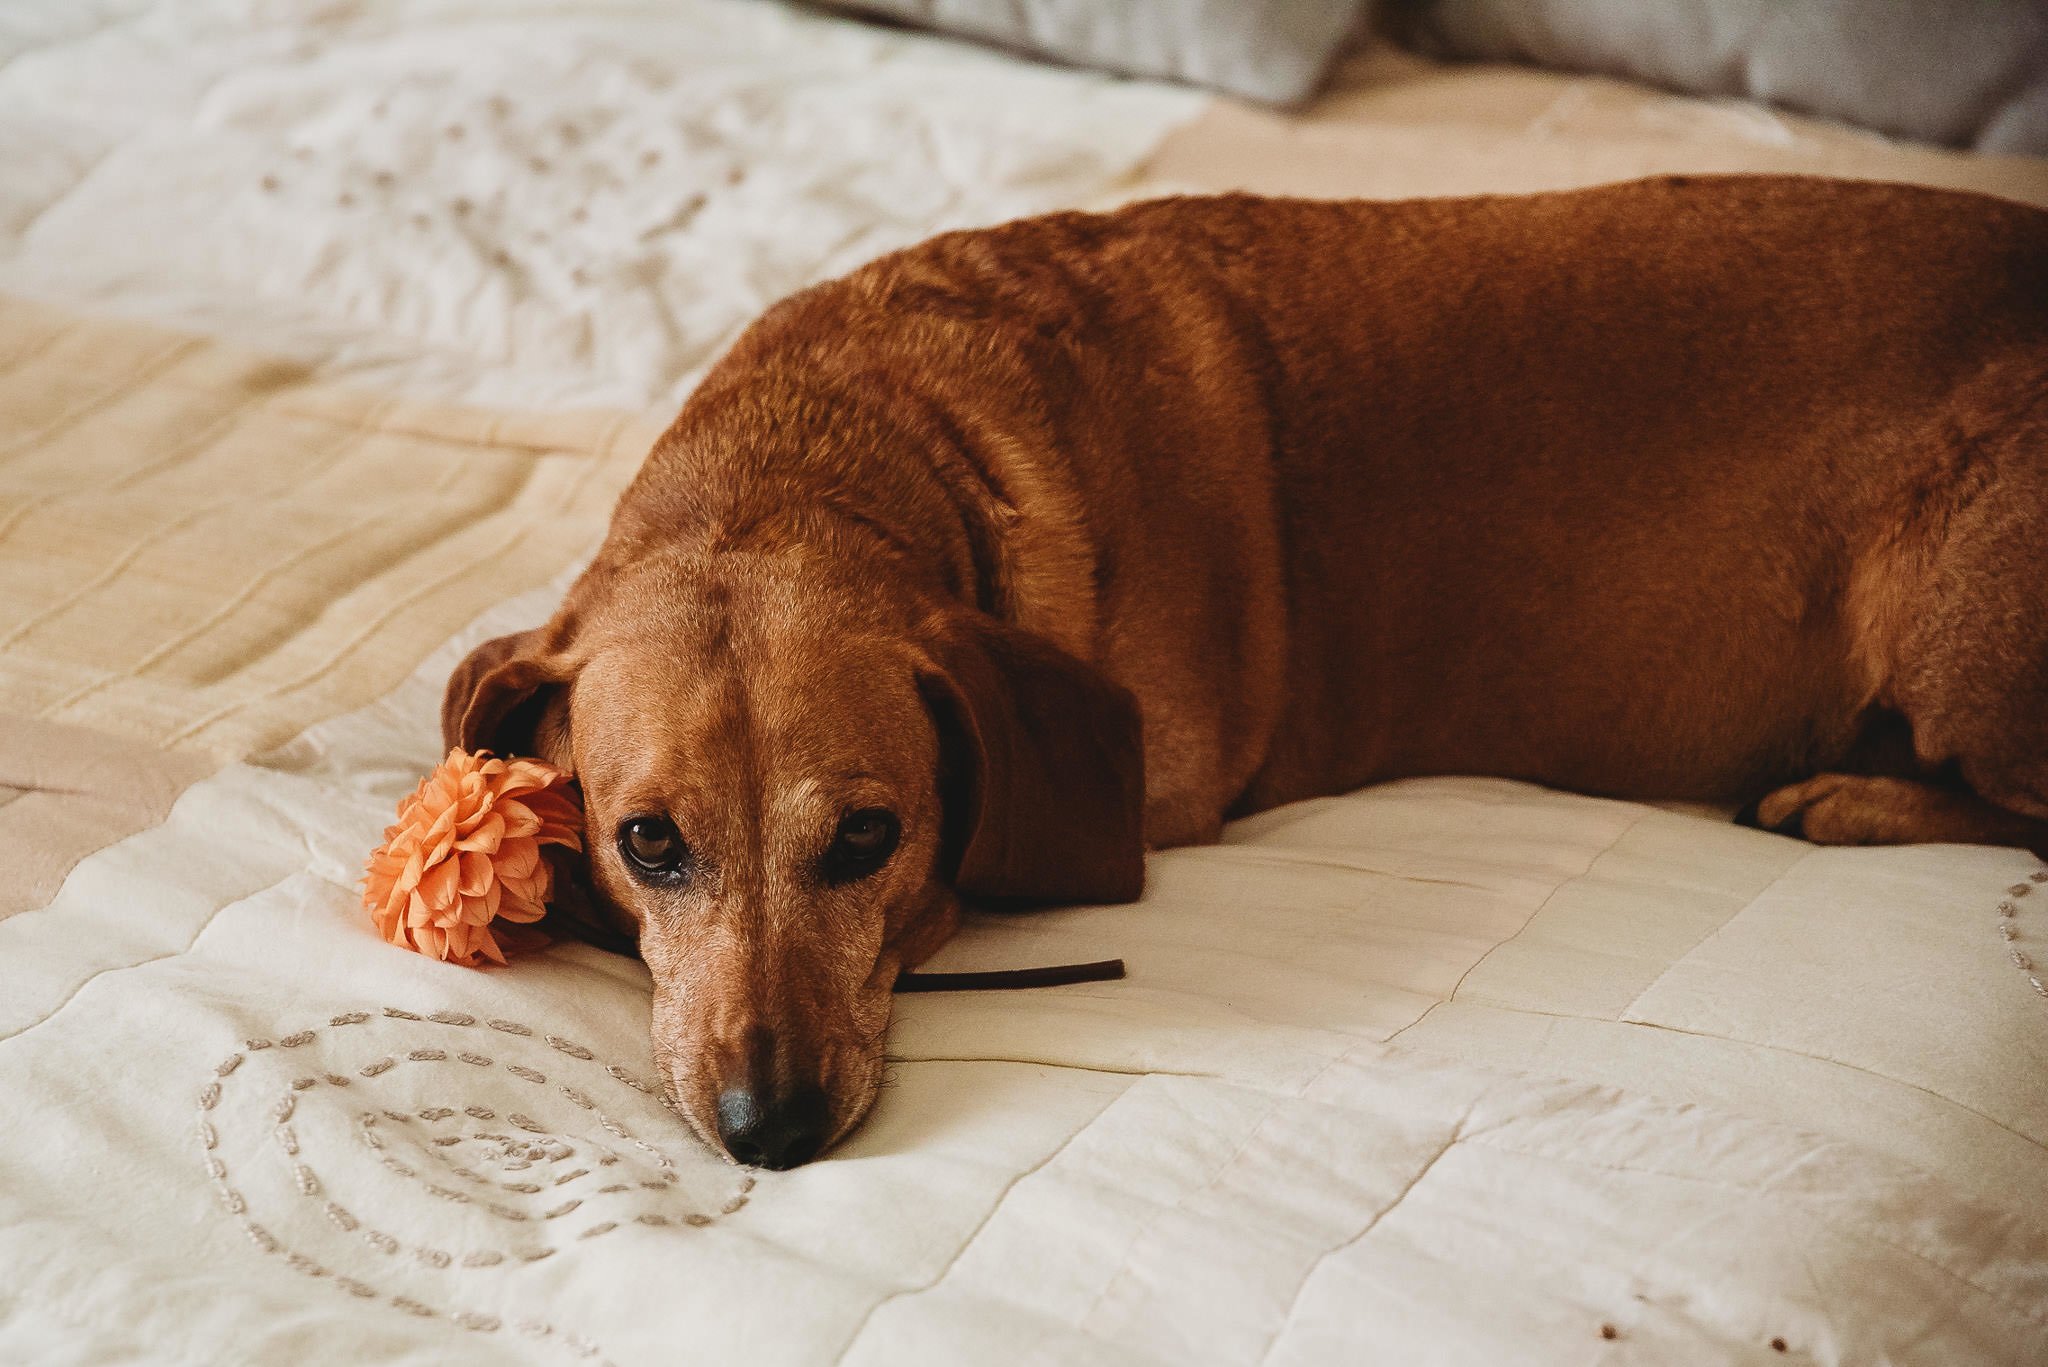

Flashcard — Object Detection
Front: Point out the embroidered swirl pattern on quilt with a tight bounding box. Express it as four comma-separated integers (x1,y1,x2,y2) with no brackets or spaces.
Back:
1998,870,2048,1001
196,1007,753,1365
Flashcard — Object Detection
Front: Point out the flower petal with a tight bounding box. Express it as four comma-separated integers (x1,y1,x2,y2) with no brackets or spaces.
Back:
497,800,542,840
454,811,505,854
417,855,460,913
495,835,540,880
473,926,509,966
456,850,494,897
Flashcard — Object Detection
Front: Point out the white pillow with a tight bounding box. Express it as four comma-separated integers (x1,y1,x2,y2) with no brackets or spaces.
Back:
811,0,1369,105
1386,0,2048,154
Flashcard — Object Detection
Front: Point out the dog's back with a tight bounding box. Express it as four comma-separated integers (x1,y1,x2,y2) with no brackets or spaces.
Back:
672,177,2048,839
1094,180,2048,809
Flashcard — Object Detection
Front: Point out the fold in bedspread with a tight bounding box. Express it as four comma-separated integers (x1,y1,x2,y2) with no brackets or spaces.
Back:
0,298,662,764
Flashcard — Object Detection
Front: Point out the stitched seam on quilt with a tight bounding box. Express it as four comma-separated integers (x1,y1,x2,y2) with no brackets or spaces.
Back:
884,1054,1218,1080
1460,1132,2048,1328
828,1099,1116,1364
1381,806,1655,1046
39,407,514,714
0,375,256,552
1175,844,1498,890
157,504,541,745
0,340,632,951
139,374,645,455
1613,1013,2048,1154
2,395,377,658
156,465,558,745
1395,995,2048,1157
0,333,202,463
1076,1088,1301,1328
159,412,630,749
2,521,600,948
1613,845,1812,1021
0,867,302,1046
32,419,389,719
0,314,77,381
1251,1095,1480,1366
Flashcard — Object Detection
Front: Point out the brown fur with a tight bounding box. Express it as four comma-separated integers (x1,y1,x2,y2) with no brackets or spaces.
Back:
445,175,2048,1164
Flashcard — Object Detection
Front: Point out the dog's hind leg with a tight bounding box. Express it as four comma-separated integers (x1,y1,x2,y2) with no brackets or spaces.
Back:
1768,370,2048,856
1749,362,2048,857
1742,708,2048,851
1743,773,2048,852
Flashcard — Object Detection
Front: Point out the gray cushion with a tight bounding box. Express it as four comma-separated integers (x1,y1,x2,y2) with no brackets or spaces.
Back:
810,0,1368,105
1385,0,2048,154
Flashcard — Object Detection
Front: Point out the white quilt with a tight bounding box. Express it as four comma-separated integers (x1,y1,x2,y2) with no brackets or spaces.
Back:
0,0,1193,410
4,4,2047,1365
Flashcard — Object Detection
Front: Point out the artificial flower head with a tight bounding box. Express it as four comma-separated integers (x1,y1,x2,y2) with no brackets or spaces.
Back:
360,749,583,966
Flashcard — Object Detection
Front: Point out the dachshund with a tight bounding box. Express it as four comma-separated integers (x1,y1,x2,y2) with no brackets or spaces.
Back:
444,175,2048,1166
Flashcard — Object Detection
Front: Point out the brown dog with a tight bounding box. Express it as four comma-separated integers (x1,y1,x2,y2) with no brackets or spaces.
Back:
444,175,2048,1167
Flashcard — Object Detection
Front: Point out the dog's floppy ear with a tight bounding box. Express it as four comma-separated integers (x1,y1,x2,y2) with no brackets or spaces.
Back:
917,611,1146,906
441,627,577,771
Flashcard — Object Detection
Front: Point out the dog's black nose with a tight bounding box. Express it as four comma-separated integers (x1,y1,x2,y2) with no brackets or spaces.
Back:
715,1085,830,1169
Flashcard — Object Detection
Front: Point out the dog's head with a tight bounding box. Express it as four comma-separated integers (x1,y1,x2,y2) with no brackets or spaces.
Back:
442,548,1144,1166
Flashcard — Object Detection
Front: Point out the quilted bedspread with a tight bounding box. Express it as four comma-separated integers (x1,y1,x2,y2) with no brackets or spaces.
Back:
3,4,2047,1365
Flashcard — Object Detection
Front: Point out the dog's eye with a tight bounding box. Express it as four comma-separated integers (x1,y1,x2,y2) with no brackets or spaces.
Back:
822,807,899,884
618,816,692,882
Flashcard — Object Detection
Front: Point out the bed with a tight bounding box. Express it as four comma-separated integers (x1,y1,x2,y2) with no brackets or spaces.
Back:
3,3,2045,1363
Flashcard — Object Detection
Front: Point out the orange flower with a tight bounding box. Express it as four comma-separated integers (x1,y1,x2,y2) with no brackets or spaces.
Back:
360,749,583,967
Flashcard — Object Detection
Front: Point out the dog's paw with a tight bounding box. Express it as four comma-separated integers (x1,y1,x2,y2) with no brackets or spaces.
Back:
1747,774,1859,841
1744,774,1997,847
